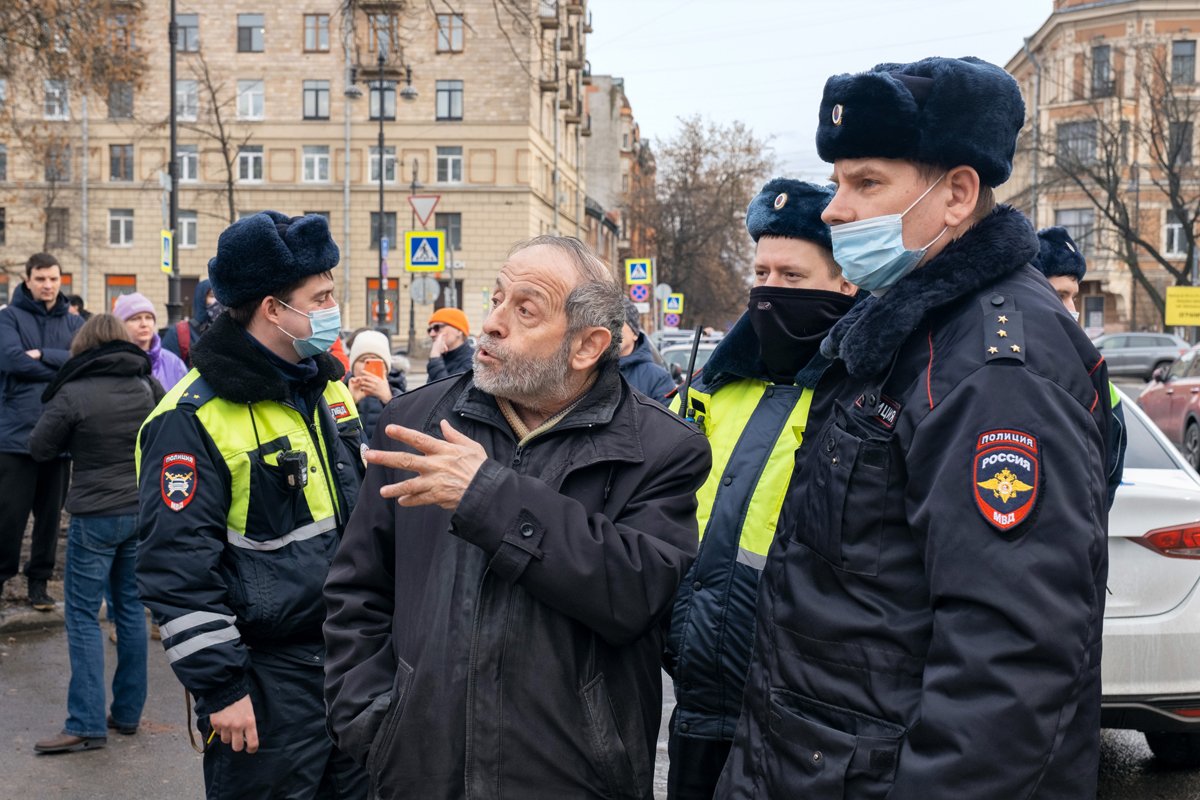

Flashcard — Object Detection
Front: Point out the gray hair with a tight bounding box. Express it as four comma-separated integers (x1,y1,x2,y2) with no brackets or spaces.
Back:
508,235,625,364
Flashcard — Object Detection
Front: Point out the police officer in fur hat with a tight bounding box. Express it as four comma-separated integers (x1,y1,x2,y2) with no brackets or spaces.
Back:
664,179,855,799
1032,225,1126,508
716,58,1113,800
135,211,368,798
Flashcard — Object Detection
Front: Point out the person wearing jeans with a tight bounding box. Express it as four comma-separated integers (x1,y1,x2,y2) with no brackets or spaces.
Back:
28,314,163,753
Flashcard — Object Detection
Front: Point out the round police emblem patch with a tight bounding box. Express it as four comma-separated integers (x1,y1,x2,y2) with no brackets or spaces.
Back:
973,430,1039,532
161,452,198,512
773,192,788,210
832,103,844,126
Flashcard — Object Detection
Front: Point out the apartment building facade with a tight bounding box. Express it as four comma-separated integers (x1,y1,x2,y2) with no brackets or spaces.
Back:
0,0,604,347
1004,0,1200,333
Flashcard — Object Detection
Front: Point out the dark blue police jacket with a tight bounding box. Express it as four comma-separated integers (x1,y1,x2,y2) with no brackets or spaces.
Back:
716,206,1111,800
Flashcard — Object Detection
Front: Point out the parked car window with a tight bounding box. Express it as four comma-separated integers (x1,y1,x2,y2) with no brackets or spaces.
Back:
1188,352,1200,377
1100,336,1126,349
1155,336,1179,347
1167,351,1194,380
1123,399,1180,469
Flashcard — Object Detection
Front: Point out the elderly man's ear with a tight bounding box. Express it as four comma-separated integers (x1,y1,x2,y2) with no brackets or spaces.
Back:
570,327,613,371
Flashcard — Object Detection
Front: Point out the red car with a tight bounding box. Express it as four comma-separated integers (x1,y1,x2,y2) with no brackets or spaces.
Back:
1138,346,1200,469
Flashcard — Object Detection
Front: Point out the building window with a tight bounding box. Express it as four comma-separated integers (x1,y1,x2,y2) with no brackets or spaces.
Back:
45,208,69,248
109,209,134,246
0,208,5,245
238,145,263,182
109,13,134,50
237,80,264,119
436,146,463,183
1091,45,1113,98
1056,120,1097,164
435,212,462,250
303,145,330,182
44,80,69,120
45,145,70,182
0,79,7,113
177,80,199,121
105,275,137,310
238,13,265,52
369,80,396,120
1165,210,1186,257
1174,41,1196,84
370,146,396,183
108,81,133,119
437,14,464,53
179,210,198,248
370,211,397,250
436,80,463,121
0,144,7,181
177,144,199,182
1170,121,1194,166
177,13,199,51
303,80,330,120
1055,208,1095,257
369,14,397,55
304,14,329,52
109,144,133,181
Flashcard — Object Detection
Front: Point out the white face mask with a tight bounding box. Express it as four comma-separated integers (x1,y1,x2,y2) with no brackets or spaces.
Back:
1070,311,1080,323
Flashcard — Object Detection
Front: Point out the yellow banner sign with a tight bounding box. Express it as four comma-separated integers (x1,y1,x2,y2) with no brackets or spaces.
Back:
1166,286,1200,326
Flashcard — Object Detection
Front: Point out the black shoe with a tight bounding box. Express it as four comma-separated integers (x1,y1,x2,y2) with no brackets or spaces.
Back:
106,715,138,736
28,579,55,611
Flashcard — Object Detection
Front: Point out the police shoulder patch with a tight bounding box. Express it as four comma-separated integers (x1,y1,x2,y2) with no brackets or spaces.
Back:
330,401,351,420
161,452,198,512
973,429,1038,532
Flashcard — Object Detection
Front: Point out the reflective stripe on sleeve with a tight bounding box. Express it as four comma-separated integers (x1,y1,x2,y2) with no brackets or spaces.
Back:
736,547,767,571
165,625,241,664
159,610,237,640
226,517,337,552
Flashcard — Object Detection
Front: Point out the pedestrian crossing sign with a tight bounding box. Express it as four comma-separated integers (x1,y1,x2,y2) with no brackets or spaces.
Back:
405,231,446,272
663,293,684,314
625,258,652,285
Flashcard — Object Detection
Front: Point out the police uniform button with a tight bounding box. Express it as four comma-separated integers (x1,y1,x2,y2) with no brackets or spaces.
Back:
825,437,836,453
722,475,733,486
693,581,702,591
680,722,691,733
310,465,317,473
519,523,535,538
765,388,774,398
989,293,1005,306
812,751,823,764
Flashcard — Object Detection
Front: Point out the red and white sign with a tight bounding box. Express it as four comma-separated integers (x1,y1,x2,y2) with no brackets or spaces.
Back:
408,195,441,227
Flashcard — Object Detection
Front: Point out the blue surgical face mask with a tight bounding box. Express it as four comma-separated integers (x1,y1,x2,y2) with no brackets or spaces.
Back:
275,298,341,358
829,174,949,293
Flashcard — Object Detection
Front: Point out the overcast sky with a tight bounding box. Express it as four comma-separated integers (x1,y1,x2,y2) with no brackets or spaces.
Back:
587,0,1055,179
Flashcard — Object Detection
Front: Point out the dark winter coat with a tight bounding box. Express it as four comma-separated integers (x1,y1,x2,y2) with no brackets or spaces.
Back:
0,284,85,454
716,207,1111,800
161,278,215,367
29,341,164,516
323,362,711,799
619,332,676,404
426,340,474,382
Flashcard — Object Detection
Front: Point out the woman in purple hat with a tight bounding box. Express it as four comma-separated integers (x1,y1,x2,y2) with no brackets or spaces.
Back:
112,293,188,391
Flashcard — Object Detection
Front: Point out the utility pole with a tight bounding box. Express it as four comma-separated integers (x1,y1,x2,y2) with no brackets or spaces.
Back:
376,49,387,332
408,158,419,352
167,0,182,323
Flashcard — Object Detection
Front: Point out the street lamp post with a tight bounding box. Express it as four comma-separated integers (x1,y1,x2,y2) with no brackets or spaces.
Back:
408,157,420,352
375,50,387,332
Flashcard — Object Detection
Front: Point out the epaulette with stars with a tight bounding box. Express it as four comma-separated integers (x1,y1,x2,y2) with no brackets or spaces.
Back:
980,292,1025,365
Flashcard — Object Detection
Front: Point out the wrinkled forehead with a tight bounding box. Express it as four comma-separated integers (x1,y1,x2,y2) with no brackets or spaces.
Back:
496,246,577,312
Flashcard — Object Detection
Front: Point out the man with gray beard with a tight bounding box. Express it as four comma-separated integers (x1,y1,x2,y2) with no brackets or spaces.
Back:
323,235,711,800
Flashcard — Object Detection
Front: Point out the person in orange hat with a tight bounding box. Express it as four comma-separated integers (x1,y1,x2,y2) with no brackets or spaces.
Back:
426,307,473,382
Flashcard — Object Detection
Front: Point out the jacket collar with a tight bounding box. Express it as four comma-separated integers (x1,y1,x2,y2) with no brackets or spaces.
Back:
820,204,1038,379
445,360,645,464
13,283,70,317
190,313,343,404
42,341,151,402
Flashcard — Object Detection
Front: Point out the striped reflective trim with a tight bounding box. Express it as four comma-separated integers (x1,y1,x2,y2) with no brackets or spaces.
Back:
736,547,767,571
226,517,337,552
165,625,241,664
159,611,237,640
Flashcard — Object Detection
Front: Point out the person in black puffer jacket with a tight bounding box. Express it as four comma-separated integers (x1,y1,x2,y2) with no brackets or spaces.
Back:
29,314,164,753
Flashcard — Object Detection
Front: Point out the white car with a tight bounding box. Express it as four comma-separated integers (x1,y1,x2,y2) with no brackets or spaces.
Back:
1103,388,1200,766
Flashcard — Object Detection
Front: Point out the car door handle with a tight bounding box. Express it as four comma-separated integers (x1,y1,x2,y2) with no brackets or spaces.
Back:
1167,389,1175,395
1192,388,1199,394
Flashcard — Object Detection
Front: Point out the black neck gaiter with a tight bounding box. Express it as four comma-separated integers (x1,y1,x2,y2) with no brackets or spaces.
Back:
748,286,856,383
